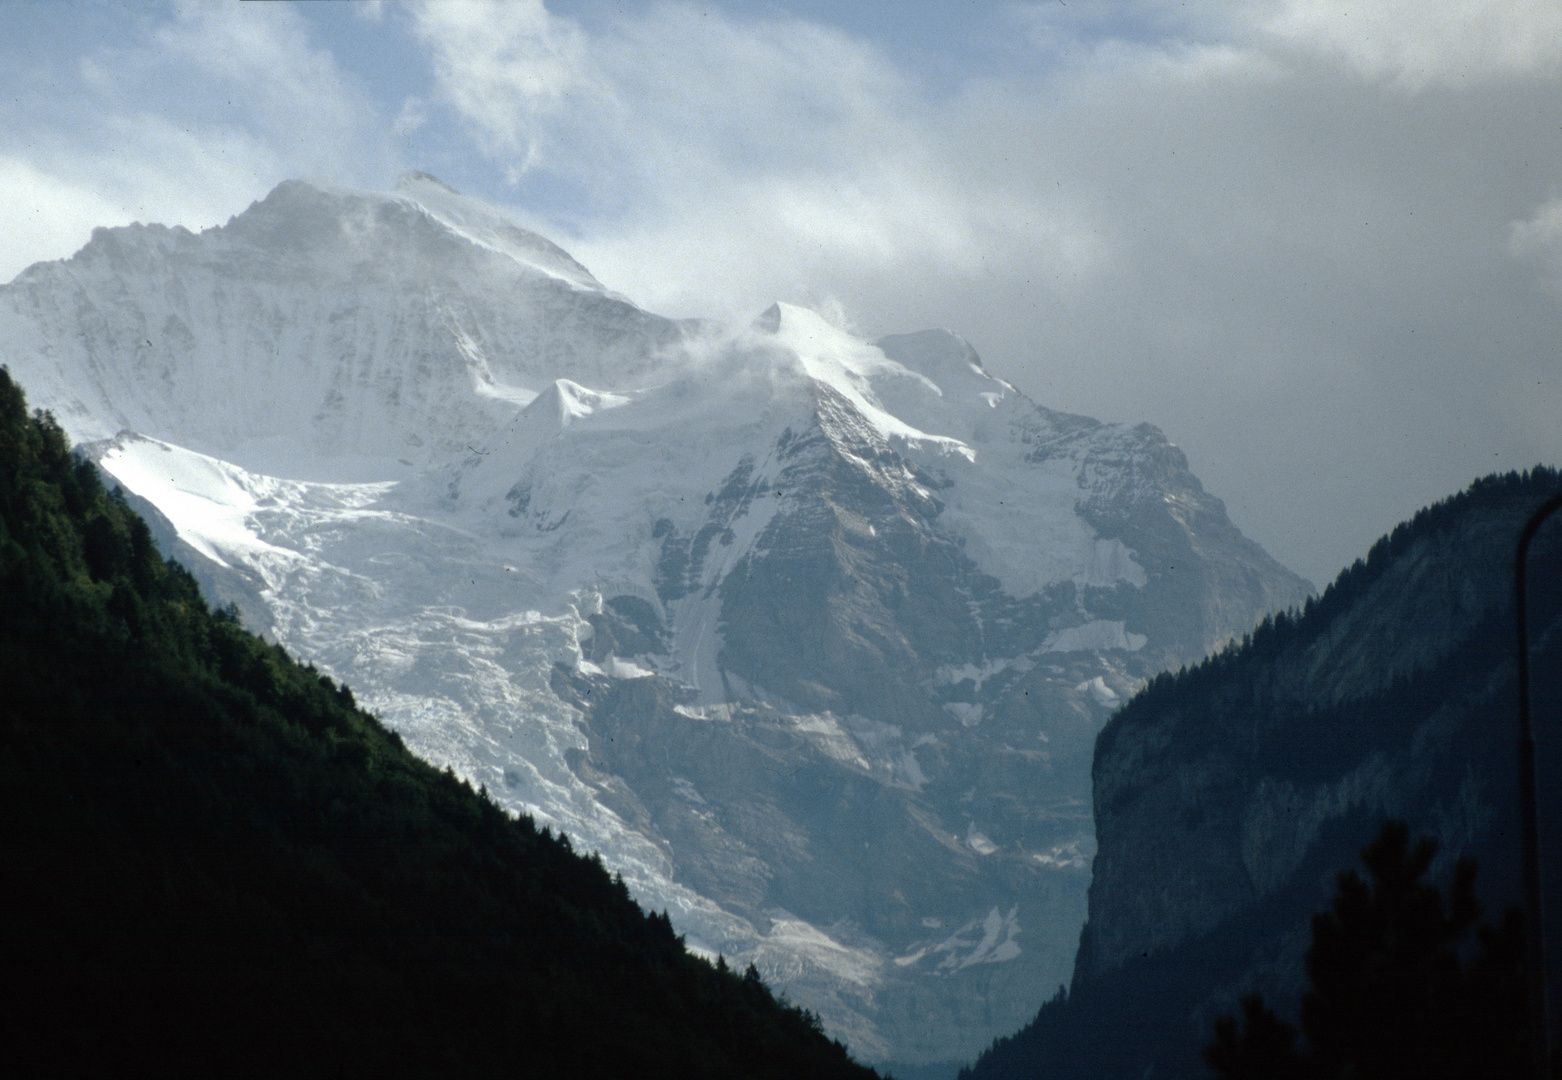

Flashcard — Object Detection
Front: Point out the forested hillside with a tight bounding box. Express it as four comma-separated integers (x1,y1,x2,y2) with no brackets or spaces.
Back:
964,466,1562,1079
0,366,877,1079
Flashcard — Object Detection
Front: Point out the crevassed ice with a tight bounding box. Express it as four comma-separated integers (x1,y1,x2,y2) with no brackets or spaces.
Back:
92,433,893,1055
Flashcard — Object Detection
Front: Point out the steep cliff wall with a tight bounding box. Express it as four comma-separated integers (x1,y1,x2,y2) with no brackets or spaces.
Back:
967,468,1562,1080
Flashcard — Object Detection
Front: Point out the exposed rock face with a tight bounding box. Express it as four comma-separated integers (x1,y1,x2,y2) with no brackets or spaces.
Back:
0,177,1310,1067
966,469,1562,1080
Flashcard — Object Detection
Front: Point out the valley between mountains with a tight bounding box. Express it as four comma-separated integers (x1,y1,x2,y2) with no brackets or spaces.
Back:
0,174,1309,1067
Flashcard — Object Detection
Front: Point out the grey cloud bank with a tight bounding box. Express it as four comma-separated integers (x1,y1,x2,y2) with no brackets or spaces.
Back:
1,0,1559,588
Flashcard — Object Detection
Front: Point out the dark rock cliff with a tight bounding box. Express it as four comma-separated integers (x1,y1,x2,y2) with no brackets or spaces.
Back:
966,467,1562,1080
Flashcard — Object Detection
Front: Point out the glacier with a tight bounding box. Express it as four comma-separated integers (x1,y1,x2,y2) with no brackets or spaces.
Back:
0,174,1311,1067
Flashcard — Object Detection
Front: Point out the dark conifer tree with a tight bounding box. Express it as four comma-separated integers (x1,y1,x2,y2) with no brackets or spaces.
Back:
1206,821,1539,1080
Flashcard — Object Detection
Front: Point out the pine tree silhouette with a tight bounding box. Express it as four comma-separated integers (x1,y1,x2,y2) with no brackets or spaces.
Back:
1206,821,1537,1080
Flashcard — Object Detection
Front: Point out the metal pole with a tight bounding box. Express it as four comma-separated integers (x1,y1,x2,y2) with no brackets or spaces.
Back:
1517,490,1562,1080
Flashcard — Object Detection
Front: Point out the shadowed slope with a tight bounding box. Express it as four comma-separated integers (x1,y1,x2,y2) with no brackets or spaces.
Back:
0,367,876,1080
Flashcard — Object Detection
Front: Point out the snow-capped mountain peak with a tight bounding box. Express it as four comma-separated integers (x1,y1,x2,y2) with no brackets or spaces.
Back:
394,171,616,297
0,177,1313,1068
528,378,634,429
0,178,682,481
755,300,975,457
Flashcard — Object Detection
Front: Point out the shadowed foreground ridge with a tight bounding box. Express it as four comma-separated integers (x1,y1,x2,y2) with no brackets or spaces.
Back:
0,365,878,1080
964,465,1562,1080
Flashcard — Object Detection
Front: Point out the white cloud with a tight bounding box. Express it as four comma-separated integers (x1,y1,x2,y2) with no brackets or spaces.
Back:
395,96,430,137
0,0,392,280
410,0,594,177
405,0,1562,587
412,2,1107,327
1012,0,1562,89
1008,0,1241,55
0,113,299,281
1258,0,1562,88
146,1,388,180
0,158,129,281
1510,198,1562,296
2,0,1559,588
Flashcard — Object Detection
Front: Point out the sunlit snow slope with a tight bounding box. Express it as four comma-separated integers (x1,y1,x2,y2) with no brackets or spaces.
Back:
0,177,1311,1067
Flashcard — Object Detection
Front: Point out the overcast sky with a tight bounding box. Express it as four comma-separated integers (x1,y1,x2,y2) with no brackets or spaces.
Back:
2,0,1559,588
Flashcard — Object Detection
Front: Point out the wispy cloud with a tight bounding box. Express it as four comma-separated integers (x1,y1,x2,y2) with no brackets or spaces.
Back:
409,2,1104,323
1257,0,1562,88
410,0,595,178
405,0,1562,584
0,0,391,279
1510,197,1562,296
0,0,1556,586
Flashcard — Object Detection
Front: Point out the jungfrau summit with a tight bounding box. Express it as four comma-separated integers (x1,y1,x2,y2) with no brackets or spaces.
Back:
0,174,1310,1068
